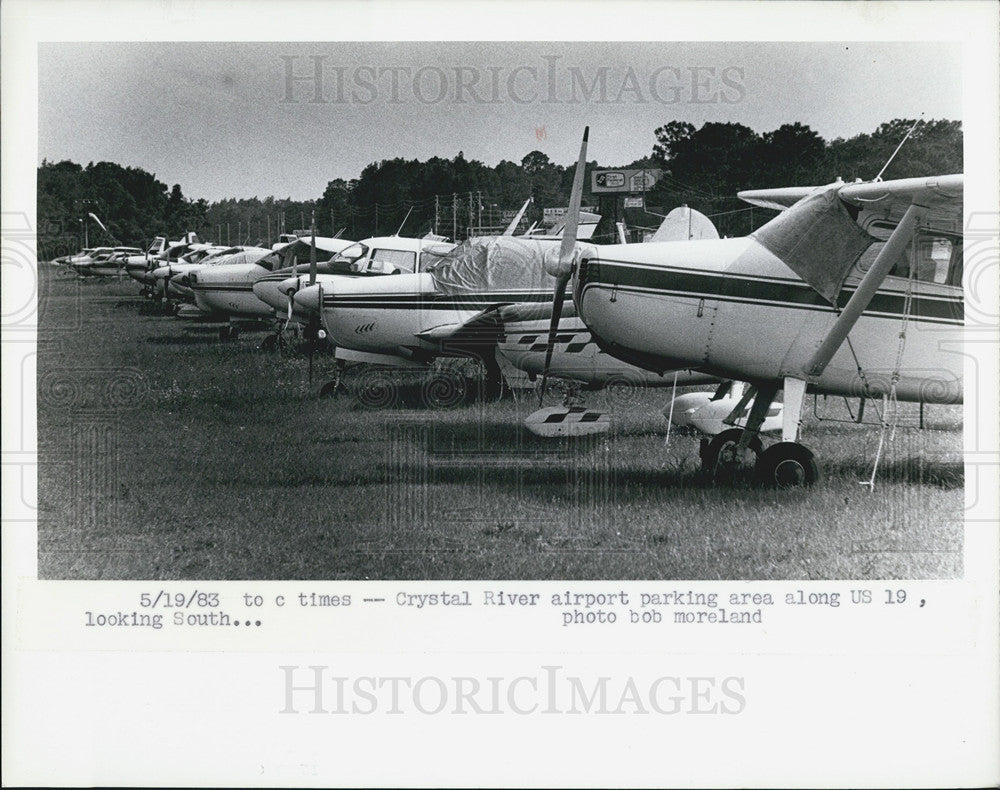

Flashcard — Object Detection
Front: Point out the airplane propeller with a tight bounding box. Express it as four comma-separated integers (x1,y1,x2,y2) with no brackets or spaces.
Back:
307,214,318,383
538,126,589,406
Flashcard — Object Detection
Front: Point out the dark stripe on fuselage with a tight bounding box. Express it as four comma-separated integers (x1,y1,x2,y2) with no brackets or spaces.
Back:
190,284,256,293
320,291,556,309
577,259,964,325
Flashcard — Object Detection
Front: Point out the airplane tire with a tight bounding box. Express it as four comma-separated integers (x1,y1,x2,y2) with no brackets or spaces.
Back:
259,334,277,352
701,428,762,480
754,442,819,487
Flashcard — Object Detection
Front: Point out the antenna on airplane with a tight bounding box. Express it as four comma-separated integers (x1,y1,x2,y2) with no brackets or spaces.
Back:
394,206,414,236
874,114,923,182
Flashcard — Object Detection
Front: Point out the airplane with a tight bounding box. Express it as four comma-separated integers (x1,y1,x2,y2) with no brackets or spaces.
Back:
64,246,144,277
537,127,963,485
251,232,456,324
288,215,722,407
187,234,358,338
124,234,200,294
251,200,538,325
151,244,256,305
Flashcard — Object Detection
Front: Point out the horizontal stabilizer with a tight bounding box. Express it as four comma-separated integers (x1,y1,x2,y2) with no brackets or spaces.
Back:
525,406,611,437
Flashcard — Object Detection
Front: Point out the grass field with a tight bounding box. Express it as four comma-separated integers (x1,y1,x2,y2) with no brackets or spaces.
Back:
36,266,964,580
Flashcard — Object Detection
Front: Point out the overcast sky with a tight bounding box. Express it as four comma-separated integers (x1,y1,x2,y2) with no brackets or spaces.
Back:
38,41,961,202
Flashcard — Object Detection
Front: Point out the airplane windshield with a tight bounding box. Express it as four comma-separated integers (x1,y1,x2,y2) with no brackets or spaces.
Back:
368,248,417,273
333,243,368,264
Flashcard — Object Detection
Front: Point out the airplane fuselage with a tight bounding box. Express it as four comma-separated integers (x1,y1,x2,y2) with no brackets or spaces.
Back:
575,238,963,403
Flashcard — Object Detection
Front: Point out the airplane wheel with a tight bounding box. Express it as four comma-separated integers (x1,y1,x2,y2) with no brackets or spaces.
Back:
319,367,342,398
421,372,467,409
701,428,762,480
259,334,277,352
538,376,576,407
754,442,818,487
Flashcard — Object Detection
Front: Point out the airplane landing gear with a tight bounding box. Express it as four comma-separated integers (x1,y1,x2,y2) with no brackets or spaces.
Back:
259,332,289,352
219,324,240,341
700,428,762,480
754,442,818,486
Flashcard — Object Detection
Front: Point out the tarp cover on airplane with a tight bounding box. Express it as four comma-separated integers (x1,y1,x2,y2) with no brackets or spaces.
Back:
423,236,561,295
751,184,876,304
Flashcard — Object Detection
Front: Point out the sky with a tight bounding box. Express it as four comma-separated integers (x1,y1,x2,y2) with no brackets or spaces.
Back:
38,41,961,202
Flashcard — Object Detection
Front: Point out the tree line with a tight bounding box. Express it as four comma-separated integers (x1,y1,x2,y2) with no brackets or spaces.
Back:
37,117,962,257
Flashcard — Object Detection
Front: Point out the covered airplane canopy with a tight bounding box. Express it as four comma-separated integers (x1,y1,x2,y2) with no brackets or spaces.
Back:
423,236,567,294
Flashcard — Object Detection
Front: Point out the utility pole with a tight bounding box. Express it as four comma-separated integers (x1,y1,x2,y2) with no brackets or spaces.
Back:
452,193,457,241
434,195,439,235
476,190,482,233
266,215,271,245
375,203,379,235
468,191,473,237
330,207,335,236
226,222,230,246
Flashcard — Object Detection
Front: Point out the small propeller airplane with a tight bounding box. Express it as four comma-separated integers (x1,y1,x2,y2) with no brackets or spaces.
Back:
59,246,144,277
287,205,721,405
538,127,963,485
187,235,357,338
249,198,538,327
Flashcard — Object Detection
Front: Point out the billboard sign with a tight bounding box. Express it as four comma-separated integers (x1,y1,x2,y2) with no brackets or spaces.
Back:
543,206,598,225
592,168,661,194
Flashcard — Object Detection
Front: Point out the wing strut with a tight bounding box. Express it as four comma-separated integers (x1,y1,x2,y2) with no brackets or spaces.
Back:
806,203,924,378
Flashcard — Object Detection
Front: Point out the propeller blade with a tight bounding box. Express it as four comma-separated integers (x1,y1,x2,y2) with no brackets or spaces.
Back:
284,290,295,332
309,215,317,286
538,271,571,405
539,127,589,405
555,126,589,276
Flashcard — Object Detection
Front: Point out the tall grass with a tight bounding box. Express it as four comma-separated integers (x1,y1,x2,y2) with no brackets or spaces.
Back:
37,269,963,580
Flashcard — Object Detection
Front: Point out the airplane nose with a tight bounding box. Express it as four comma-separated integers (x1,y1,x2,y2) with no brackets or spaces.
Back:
293,283,321,314
277,276,302,297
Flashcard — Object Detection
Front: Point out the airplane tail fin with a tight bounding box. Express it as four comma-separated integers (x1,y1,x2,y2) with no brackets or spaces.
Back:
649,206,719,242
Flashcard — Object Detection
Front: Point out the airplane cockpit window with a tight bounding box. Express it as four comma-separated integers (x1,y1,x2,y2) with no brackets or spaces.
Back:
858,226,961,287
333,243,369,268
369,248,417,273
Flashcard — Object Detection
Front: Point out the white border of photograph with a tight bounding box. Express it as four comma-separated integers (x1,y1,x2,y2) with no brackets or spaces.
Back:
3,1,998,787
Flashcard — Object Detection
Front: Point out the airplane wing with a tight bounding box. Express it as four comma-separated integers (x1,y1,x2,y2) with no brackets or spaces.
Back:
737,186,820,211
414,299,578,346
838,174,963,236
749,175,963,304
